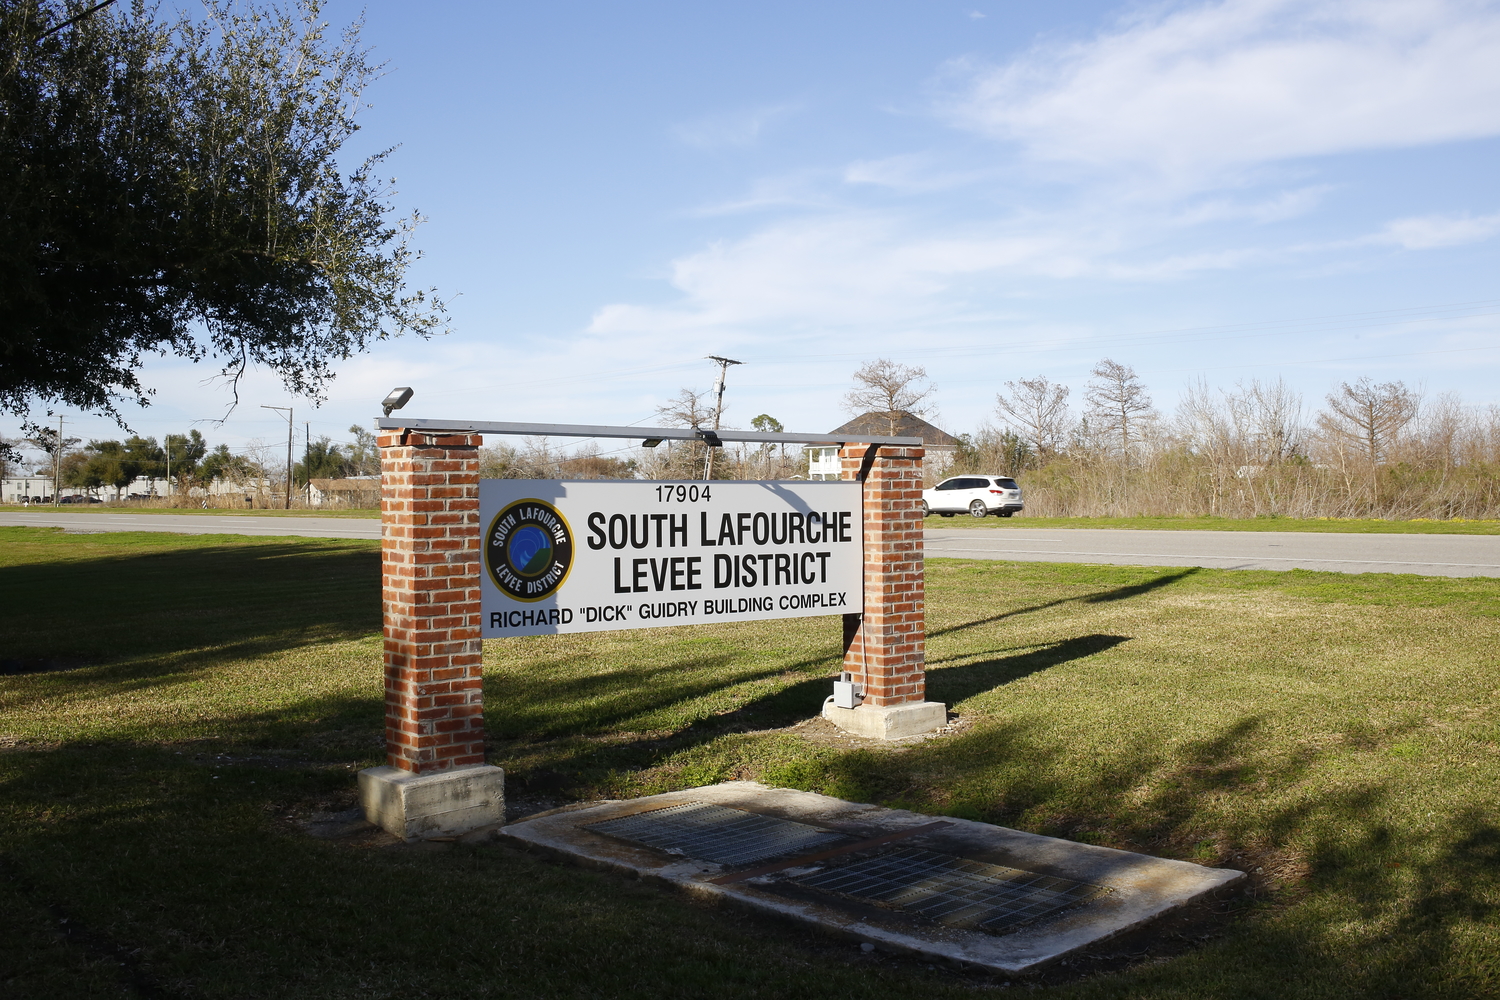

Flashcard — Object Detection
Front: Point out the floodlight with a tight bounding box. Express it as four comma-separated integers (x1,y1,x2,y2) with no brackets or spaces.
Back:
641,438,663,448
382,387,414,417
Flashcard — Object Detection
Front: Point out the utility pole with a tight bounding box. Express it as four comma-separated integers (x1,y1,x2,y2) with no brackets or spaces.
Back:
261,405,293,509
703,356,743,481
52,415,63,505
304,422,311,506
165,435,171,504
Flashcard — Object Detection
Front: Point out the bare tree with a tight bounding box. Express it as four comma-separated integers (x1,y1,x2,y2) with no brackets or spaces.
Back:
995,376,1070,456
844,359,935,437
1415,391,1465,477
1177,377,1234,460
643,388,716,479
657,387,712,429
1241,378,1304,465
1317,377,1419,465
1084,358,1154,453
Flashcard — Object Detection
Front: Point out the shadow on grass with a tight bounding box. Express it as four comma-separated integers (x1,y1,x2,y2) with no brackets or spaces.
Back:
926,633,1131,706
3,718,1495,999
1084,567,1200,602
0,533,381,658
5,535,1497,995
781,712,1500,994
928,567,1198,640
0,534,382,705
489,575,1161,771
488,648,784,737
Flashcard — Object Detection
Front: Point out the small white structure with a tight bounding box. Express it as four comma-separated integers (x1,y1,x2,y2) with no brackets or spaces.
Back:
806,447,840,480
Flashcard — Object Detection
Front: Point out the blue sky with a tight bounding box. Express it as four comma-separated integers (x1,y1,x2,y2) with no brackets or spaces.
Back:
16,0,1500,456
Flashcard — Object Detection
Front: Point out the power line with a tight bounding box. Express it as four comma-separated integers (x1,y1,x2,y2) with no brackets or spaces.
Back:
407,296,1500,396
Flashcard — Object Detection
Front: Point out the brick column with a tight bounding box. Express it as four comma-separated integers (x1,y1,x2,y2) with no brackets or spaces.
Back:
377,429,485,772
839,442,927,708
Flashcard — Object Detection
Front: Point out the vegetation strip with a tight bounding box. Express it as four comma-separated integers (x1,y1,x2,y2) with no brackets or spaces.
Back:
2,526,1497,997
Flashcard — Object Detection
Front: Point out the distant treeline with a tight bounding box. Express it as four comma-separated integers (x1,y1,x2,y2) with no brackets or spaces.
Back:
5,424,382,499
948,362,1500,519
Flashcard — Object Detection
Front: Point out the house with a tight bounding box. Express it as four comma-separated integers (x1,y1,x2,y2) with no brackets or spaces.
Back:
308,477,380,507
806,411,960,481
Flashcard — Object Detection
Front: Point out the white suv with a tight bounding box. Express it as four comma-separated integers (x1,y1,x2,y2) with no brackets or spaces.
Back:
922,475,1024,518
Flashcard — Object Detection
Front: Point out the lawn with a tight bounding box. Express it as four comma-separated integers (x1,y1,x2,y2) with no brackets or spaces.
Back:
1,526,1497,998
9,504,1500,532
926,513,1500,534
0,504,379,517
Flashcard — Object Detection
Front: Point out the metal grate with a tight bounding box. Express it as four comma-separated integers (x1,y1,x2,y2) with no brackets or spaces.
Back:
792,849,1109,933
584,802,849,867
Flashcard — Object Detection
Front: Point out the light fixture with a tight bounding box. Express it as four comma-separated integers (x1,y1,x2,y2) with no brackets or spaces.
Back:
641,437,663,448
382,387,414,417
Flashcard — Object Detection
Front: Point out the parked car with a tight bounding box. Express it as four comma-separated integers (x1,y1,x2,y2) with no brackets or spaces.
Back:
922,475,1023,518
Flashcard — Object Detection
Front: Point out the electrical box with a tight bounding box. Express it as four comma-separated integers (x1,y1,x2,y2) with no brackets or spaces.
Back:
832,671,862,710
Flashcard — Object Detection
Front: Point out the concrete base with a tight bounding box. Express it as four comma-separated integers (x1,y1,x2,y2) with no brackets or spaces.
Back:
500,782,1244,975
823,699,947,739
358,764,505,842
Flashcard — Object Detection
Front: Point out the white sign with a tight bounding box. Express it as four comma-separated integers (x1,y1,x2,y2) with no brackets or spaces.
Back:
479,479,863,637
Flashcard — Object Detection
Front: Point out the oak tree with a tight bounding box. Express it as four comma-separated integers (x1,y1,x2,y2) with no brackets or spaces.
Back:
0,0,446,428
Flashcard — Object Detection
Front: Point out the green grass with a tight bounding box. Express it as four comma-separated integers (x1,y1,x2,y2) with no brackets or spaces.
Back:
928,513,1500,533
10,506,1496,529
0,504,379,517
2,525,1499,998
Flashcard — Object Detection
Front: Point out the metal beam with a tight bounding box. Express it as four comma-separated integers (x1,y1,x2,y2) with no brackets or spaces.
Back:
374,417,922,447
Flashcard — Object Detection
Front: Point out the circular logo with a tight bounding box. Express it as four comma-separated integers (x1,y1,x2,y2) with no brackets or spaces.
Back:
484,499,574,602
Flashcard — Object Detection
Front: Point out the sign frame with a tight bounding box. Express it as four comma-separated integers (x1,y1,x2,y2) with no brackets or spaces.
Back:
479,478,865,638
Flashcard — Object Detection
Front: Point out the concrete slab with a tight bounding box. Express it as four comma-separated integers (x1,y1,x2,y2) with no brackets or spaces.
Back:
499,781,1242,974
823,700,947,739
359,764,505,841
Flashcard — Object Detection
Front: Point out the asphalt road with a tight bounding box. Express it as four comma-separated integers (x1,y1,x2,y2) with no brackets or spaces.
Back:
5,511,1498,577
925,527,1500,577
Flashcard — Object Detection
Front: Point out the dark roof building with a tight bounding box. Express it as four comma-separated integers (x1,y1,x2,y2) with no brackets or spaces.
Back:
828,411,959,449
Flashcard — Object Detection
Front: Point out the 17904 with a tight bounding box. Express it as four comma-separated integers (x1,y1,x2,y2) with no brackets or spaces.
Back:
655,484,712,503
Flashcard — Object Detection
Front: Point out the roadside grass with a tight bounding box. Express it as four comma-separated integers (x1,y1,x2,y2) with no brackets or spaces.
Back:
9,506,1500,530
0,504,379,517
2,526,1498,998
927,513,1500,533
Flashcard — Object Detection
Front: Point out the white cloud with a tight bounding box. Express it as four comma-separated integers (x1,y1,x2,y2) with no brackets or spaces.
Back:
842,153,988,192
590,215,951,333
672,104,798,149
941,0,1500,183
586,209,1264,337
1371,210,1500,248
572,0,1500,411
693,171,837,215
1173,186,1333,226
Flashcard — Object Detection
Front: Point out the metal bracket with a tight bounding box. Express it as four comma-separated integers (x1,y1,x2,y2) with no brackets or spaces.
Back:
373,416,921,449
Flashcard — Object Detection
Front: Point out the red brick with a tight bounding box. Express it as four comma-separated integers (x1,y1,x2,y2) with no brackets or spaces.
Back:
839,442,928,708
380,429,487,774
